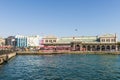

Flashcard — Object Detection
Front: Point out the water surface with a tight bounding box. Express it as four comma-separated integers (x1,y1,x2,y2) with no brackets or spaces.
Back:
0,54,120,80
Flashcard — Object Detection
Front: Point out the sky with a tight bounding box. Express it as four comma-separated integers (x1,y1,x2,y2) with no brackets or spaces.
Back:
0,0,120,38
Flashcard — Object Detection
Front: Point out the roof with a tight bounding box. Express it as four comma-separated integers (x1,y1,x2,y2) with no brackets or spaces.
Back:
100,34,116,37
56,36,98,43
43,35,57,39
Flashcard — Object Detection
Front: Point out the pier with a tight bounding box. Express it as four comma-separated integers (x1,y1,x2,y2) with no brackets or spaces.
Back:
0,52,16,64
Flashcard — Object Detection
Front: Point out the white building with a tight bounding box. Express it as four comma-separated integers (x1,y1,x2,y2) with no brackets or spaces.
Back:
0,37,5,46
27,35,41,47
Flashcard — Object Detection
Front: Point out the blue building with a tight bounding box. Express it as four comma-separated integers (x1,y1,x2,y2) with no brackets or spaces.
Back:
15,35,27,48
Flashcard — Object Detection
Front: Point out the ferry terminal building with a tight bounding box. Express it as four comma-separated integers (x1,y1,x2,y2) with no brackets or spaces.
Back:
42,34,120,51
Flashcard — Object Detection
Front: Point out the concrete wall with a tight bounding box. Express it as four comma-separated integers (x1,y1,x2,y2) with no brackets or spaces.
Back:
0,53,16,64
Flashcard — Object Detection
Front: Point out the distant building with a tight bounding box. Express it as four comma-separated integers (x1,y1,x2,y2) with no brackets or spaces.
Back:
27,35,40,47
15,35,27,48
42,34,118,51
15,35,41,48
0,37,5,46
0,37,6,50
70,34,117,51
5,36,16,46
42,35,57,44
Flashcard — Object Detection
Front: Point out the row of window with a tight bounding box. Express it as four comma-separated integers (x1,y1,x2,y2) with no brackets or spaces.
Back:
45,40,56,43
101,39,116,42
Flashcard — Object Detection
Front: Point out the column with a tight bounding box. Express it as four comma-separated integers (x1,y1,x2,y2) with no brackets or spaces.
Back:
110,45,112,51
73,44,76,51
95,45,97,51
100,45,102,51
86,45,88,51
105,45,107,51
116,45,118,51
80,44,82,51
90,45,92,51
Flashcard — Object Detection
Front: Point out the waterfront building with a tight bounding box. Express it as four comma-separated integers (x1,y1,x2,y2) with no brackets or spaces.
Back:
0,37,5,50
42,35,57,44
71,34,117,51
27,35,41,47
5,36,16,47
0,37,5,46
42,34,118,51
15,35,27,48
41,35,57,49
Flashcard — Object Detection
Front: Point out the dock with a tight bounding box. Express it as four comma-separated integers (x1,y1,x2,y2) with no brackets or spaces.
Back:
0,53,16,64
16,51,120,55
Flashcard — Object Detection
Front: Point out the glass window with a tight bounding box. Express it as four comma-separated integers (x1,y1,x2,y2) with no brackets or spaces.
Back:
49,40,52,42
45,40,48,42
102,39,105,42
53,40,56,42
106,39,110,42
111,39,115,42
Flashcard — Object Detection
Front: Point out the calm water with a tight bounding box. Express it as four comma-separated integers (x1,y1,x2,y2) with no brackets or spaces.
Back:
0,54,120,80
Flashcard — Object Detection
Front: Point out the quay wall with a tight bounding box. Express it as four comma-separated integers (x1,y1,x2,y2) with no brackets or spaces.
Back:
17,51,120,55
7,53,16,59
0,53,16,65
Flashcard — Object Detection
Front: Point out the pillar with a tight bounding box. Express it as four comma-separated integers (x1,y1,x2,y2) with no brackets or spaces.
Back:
86,45,88,51
73,44,76,51
105,45,107,51
80,44,82,51
110,45,112,51
100,45,102,51
95,45,97,51
116,45,118,51
90,45,92,51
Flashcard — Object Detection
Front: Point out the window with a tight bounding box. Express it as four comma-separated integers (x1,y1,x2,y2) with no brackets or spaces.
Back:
49,40,52,43
53,40,56,42
101,39,105,42
106,39,110,42
45,40,48,42
111,39,115,42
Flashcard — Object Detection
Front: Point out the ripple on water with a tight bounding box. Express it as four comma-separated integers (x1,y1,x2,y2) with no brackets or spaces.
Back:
0,54,120,80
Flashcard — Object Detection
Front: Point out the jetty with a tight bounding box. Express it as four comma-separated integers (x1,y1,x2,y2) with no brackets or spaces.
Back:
0,52,16,64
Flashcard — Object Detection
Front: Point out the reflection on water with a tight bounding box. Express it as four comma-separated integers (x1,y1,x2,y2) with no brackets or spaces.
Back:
0,54,120,80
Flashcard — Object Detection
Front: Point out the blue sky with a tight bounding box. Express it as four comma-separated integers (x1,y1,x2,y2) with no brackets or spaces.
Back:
0,0,120,38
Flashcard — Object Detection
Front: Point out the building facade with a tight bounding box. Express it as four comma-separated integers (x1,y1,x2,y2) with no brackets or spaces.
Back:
5,36,16,46
42,34,118,51
0,37,5,50
0,37,5,46
72,34,117,51
15,35,27,48
27,35,41,47
15,35,41,48
42,35,57,44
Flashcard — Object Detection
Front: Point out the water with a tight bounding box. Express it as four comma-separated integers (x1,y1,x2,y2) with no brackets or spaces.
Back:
0,54,120,80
